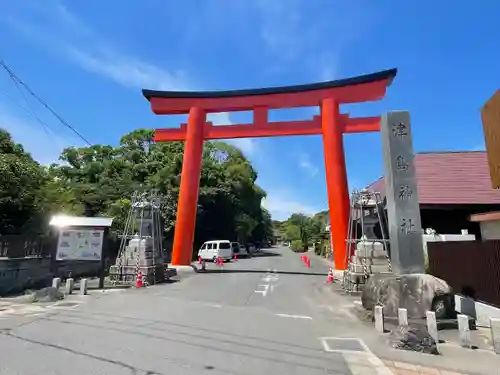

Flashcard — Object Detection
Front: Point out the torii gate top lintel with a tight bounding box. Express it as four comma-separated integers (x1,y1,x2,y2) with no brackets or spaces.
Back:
142,68,397,115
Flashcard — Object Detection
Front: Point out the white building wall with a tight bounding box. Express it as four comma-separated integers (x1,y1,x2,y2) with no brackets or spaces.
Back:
479,220,500,240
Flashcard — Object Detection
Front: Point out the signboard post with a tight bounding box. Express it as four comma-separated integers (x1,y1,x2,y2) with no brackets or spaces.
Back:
481,90,500,189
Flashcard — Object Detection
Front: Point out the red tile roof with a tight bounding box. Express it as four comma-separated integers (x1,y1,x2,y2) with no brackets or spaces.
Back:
366,151,500,205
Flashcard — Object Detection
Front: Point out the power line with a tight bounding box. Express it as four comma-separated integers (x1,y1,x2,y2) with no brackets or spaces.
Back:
3,73,53,141
0,59,91,145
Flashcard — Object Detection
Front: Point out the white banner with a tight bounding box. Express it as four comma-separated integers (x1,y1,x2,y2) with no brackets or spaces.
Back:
56,229,104,260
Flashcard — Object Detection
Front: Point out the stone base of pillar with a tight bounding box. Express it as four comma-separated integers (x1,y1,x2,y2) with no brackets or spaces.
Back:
170,264,198,276
109,264,165,285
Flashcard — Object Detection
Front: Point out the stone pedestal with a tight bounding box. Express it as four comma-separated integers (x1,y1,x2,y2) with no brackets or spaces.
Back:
361,273,455,319
344,240,392,289
110,235,165,284
109,264,165,284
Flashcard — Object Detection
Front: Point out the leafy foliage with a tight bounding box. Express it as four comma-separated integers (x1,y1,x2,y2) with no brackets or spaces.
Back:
0,130,46,234
277,210,331,255
0,128,273,258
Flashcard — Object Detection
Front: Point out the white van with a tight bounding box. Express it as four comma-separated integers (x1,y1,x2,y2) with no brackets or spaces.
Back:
231,242,249,258
198,240,233,262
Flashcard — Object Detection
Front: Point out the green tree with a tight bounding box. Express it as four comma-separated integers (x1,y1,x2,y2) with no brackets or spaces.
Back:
0,128,273,260
0,129,46,234
49,129,271,258
279,210,331,253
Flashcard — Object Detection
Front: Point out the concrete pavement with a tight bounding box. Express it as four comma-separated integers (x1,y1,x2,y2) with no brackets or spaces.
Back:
0,246,488,374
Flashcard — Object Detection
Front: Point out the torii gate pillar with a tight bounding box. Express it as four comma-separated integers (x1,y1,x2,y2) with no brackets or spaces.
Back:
321,98,350,269
171,106,206,266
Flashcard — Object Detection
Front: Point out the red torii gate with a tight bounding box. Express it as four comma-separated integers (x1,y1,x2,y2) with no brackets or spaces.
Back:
143,68,397,270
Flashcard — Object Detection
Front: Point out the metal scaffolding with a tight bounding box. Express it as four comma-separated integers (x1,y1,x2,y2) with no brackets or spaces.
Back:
342,189,392,294
112,190,163,285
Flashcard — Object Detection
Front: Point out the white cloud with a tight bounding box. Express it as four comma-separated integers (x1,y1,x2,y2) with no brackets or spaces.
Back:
262,191,321,220
207,112,258,157
66,47,187,91
1,2,194,164
6,3,262,160
297,152,319,177
251,0,376,80
471,141,485,151
0,108,83,165
226,138,258,156
5,2,188,91
253,0,304,61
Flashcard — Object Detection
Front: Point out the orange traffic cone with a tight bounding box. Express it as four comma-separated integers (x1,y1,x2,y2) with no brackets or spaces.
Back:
327,267,334,283
198,256,203,264
306,257,311,268
217,256,223,266
135,270,144,288
234,254,238,261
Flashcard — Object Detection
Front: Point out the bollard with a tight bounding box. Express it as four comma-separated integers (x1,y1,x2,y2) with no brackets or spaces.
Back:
426,310,439,343
457,314,472,348
80,278,88,295
491,318,500,354
374,305,385,333
52,277,61,290
398,308,408,326
65,278,74,295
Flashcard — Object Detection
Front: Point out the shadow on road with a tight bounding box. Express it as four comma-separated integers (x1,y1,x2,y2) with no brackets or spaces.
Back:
248,250,282,258
28,308,344,373
201,269,327,276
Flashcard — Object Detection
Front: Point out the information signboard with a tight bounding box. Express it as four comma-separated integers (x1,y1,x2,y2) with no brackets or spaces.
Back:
56,229,104,260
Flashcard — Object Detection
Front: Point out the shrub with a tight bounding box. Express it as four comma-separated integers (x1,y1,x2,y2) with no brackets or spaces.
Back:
291,240,306,252
314,245,321,255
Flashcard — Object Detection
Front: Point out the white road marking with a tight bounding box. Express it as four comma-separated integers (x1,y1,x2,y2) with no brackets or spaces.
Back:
262,275,278,282
254,271,279,297
325,305,357,320
275,313,312,320
319,337,395,375
255,284,270,296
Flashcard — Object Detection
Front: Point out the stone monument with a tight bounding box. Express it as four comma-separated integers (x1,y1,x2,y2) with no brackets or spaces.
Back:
380,111,425,274
362,111,454,319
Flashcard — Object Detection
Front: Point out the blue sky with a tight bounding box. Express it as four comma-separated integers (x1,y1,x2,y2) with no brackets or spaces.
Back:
0,1,499,220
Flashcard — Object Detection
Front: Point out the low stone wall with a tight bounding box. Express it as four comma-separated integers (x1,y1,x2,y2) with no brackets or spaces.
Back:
455,294,500,328
0,257,102,296
0,257,52,295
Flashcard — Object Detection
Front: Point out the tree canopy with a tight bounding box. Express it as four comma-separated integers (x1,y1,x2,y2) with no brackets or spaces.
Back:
0,128,273,257
275,210,330,253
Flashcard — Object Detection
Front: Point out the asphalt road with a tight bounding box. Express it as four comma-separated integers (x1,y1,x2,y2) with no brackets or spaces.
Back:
0,246,389,375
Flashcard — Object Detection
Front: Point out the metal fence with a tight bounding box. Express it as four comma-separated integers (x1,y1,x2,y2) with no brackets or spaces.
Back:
0,234,121,260
427,240,500,307
0,235,56,258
